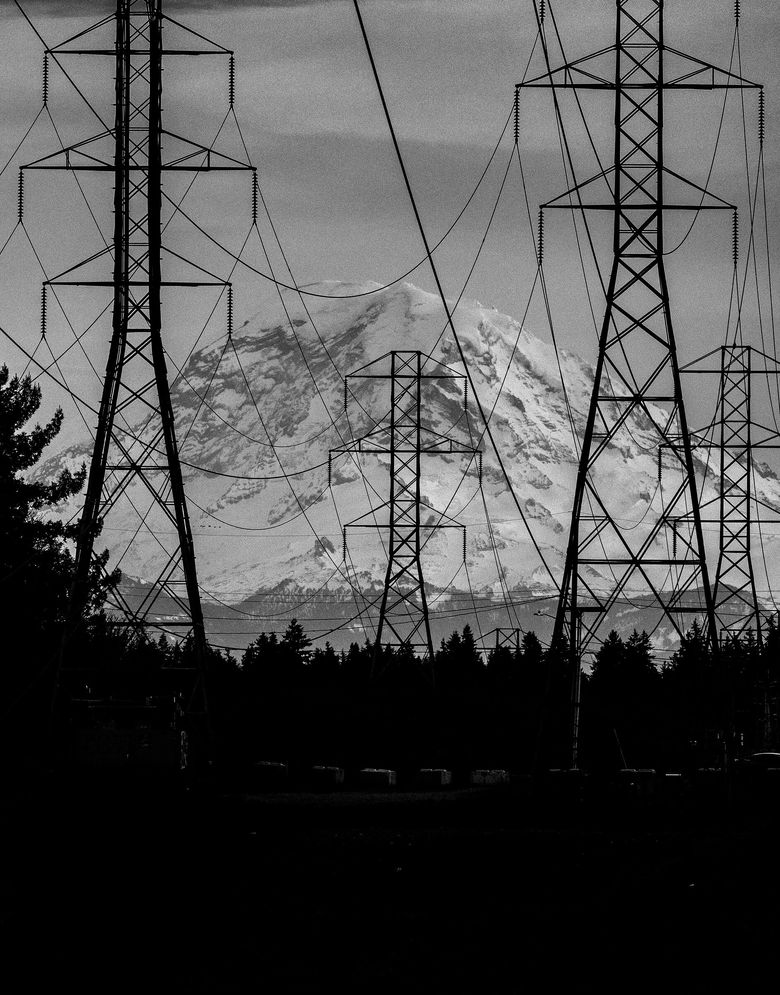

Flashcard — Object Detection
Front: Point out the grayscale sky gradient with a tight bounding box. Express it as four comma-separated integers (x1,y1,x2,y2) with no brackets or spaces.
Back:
1,0,778,445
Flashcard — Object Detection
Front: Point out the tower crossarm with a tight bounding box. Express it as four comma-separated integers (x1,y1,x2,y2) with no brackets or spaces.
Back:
331,426,479,458
518,38,760,92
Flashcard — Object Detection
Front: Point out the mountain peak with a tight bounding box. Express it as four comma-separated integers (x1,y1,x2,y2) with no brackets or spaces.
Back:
37,280,780,640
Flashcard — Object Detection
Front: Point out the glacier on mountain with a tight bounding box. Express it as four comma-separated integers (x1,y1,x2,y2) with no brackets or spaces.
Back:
39,280,780,639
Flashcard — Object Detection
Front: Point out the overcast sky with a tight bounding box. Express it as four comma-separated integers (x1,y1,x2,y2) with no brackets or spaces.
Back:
1,0,779,444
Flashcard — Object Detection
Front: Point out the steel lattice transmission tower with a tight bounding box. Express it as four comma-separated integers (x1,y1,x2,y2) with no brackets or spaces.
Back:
331,350,479,662
520,1,759,704
683,344,780,643
24,0,252,665
714,346,761,640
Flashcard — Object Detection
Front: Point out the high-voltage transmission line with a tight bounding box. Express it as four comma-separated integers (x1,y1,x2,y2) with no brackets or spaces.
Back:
22,0,252,670
519,1,760,703
331,350,480,662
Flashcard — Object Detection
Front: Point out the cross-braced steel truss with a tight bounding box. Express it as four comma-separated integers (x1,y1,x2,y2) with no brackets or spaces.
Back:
332,350,479,662
682,345,780,643
715,346,760,638
24,0,251,664
521,1,759,667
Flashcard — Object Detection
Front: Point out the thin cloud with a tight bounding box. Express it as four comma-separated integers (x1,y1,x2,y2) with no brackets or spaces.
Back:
10,0,341,13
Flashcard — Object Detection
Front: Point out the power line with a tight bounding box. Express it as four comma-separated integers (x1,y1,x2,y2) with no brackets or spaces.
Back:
352,0,558,596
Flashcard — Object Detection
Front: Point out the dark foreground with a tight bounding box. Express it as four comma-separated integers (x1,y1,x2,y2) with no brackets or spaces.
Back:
2,775,779,993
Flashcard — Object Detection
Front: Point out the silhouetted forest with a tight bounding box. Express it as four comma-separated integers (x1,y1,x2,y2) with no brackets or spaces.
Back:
3,366,779,776
45,613,780,775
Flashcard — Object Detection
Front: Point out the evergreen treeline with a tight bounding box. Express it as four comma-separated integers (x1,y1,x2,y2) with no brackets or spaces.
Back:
45,614,780,776
2,366,778,775
583,622,780,771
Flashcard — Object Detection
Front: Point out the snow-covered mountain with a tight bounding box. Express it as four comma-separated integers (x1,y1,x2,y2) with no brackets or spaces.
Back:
40,280,780,645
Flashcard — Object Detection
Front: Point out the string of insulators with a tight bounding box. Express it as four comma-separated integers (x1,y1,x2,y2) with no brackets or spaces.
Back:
226,285,234,338
672,526,678,559
228,54,235,108
328,453,332,487
538,0,546,24
657,447,662,483
537,209,544,265
342,528,347,562
17,171,24,223
514,87,520,146
734,0,740,23
733,210,739,268
478,452,483,485
759,89,765,147
344,378,348,411
41,285,47,339
42,54,49,106
462,528,467,563
463,379,469,411
251,170,258,225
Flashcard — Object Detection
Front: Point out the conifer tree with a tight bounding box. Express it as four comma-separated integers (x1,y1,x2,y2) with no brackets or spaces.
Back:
0,367,114,660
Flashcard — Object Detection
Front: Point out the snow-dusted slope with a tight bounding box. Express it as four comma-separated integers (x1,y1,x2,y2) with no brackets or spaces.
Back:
40,280,780,618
